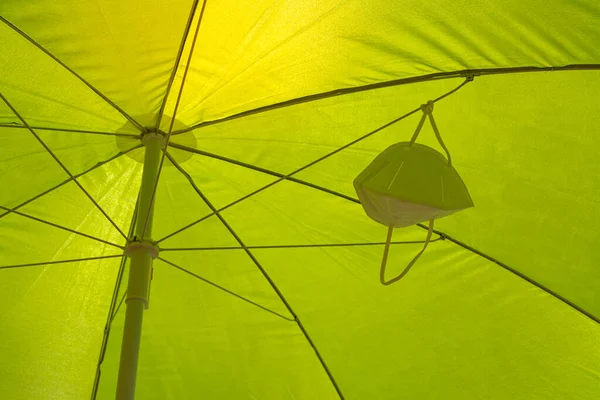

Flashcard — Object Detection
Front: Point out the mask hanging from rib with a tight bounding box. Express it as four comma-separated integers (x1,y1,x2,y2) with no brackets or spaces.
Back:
354,101,474,285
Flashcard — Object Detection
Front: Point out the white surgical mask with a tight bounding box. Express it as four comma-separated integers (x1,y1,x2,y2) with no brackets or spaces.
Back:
354,101,473,284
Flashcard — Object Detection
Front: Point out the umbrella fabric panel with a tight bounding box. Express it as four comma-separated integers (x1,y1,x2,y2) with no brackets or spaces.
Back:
1,143,145,245
3,1,600,131
0,0,196,127
162,0,600,126
0,145,141,398
18,180,127,246
281,71,600,319
165,147,280,212
0,258,122,400
0,124,138,212
94,258,340,400
74,152,142,236
253,240,600,400
31,131,139,180
148,156,213,241
149,150,278,243
0,0,599,399
0,22,131,133
14,146,142,245
0,126,68,209
433,71,600,321
214,180,427,247
157,215,240,250
0,213,123,270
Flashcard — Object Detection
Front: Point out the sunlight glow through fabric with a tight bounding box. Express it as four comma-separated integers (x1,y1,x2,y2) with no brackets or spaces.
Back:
354,101,474,284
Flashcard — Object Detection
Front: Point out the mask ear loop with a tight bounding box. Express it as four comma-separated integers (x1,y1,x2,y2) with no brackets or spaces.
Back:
380,220,434,285
410,101,452,166
379,101,450,285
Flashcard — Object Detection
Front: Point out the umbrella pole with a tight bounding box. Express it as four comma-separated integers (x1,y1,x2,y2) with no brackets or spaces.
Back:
116,132,163,400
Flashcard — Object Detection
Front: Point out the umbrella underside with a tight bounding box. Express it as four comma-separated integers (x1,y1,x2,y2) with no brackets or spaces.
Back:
1,1,599,399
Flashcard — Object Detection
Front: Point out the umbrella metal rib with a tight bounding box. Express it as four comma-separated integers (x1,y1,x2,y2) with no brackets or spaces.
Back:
432,229,600,325
170,64,600,135
158,256,295,321
0,124,141,138
0,254,123,270
166,151,346,399
110,291,127,326
158,237,444,251
168,142,360,204
154,0,201,131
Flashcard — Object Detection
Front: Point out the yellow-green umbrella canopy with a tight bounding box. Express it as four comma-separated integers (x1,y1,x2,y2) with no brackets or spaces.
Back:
1,1,599,399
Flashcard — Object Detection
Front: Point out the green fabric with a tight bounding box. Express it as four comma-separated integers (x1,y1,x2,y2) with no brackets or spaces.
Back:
1,1,600,399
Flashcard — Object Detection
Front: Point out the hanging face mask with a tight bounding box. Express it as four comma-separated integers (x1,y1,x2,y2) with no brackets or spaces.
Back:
354,101,473,285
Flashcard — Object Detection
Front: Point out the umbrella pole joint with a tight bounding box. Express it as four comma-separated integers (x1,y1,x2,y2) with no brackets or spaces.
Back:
123,241,158,309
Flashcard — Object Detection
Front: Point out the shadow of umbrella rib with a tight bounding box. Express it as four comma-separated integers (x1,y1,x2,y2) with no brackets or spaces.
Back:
0,144,142,221
0,205,124,250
